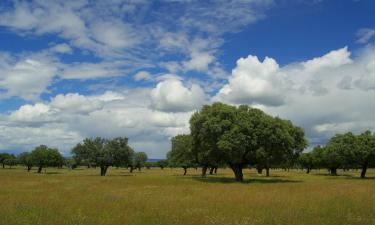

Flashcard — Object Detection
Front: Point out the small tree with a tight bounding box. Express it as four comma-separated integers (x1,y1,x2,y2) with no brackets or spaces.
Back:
356,131,375,178
71,137,134,176
30,145,64,173
3,155,18,168
0,153,13,168
156,159,168,169
18,152,33,171
298,152,314,173
167,134,195,175
133,152,148,171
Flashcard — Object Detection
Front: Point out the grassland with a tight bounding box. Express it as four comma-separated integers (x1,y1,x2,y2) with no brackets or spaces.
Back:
0,167,374,225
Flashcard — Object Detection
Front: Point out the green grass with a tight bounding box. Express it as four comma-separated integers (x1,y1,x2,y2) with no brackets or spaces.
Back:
0,167,374,225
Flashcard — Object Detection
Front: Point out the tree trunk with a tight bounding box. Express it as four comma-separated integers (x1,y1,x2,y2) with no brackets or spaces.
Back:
2,163,4,169
129,166,134,173
183,167,187,176
37,166,42,173
214,167,217,174
209,167,214,175
361,162,368,178
256,165,263,176
201,166,207,177
306,168,310,174
100,166,108,176
266,167,270,177
138,167,141,171
230,165,243,182
330,168,337,175
27,166,32,172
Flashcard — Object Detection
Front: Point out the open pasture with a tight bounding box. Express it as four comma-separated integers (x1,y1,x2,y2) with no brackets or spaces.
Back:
0,167,374,225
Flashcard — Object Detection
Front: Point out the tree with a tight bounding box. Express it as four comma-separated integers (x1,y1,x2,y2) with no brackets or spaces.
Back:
190,102,307,181
0,153,13,169
156,159,168,169
3,155,17,168
18,152,33,171
29,145,64,173
298,152,314,173
355,131,375,178
133,152,148,171
167,134,195,175
256,117,307,177
71,137,134,176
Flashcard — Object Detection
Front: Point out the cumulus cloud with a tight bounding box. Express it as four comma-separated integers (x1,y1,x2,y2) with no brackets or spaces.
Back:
215,47,353,106
150,78,206,112
216,46,375,146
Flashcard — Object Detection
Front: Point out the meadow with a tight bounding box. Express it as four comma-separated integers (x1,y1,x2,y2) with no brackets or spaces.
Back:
0,167,374,225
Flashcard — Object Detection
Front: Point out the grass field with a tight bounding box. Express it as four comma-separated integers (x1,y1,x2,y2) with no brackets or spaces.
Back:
0,167,374,225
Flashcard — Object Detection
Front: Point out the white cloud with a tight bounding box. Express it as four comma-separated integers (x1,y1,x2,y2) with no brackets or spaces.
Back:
357,28,375,44
49,43,73,54
134,71,152,81
0,58,57,100
150,78,206,112
216,46,375,146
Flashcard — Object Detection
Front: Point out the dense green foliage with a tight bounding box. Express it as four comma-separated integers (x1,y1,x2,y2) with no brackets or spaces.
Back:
298,131,375,178
189,102,307,181
71,137,136,176
29,145,64,173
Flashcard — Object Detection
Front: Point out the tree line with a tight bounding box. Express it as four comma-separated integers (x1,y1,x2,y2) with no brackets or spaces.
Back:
167,102,374,181
298,131,375,178
0,137,148,176
1,102,374,180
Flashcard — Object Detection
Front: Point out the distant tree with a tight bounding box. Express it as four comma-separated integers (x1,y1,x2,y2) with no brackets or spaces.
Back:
29,145,64,173
156,159,168,169
0,153,13,168
298,152,314,173
355,131,375,178
167,134,195,175
133,152,148,171
18,152,33,171
71,137,134,176
3,155,17,168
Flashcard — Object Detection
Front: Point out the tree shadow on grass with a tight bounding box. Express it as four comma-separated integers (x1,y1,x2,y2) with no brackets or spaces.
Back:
187,176,302,184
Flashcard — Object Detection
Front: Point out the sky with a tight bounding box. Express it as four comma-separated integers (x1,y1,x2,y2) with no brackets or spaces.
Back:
0,0,375,158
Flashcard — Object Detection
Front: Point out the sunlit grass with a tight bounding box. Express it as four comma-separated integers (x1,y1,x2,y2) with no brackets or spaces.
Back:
0,167,374,225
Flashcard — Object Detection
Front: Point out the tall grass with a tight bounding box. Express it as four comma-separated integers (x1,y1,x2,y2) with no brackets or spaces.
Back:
0,167,374,225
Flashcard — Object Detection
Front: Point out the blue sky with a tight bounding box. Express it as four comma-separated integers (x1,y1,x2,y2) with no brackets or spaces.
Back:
0,0,375,158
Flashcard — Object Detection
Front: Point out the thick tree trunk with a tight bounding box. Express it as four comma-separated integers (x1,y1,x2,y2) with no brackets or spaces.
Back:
257,166,263,176
129,166,134,173
361,162,368,178
330,168,337,175
27,166,32,172
183,167,187,176
209,167,214,175
306,168,310,174
214,167,217,174
231,165,243,182
37,166,42,173
100,166,108,176
201,166,207,177
266,167,270,177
